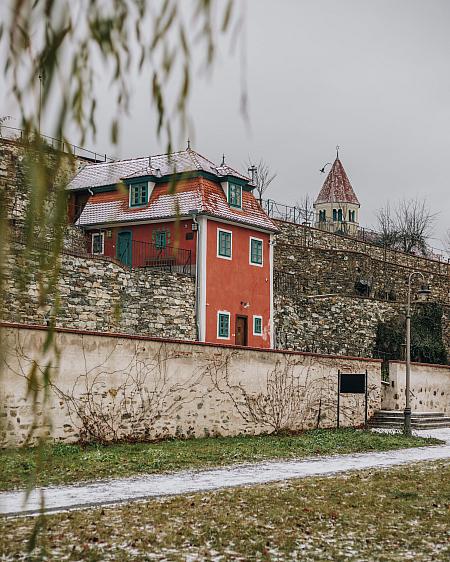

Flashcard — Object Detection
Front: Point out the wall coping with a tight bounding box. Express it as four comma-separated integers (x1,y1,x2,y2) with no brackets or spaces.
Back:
0,321,383,364
389,360,450,370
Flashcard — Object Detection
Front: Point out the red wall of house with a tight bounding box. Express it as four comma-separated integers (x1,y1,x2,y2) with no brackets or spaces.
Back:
205,219,271,348
89,219,197,267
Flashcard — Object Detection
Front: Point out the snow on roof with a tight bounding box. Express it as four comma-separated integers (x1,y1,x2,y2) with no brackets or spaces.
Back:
314,158,360,206
68,149,249,191
76,176,277,232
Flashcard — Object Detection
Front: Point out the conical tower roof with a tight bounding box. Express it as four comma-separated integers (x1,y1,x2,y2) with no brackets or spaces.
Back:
315,158,359,206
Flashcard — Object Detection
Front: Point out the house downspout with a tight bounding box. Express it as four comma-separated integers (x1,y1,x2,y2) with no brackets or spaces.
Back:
190,210,200,340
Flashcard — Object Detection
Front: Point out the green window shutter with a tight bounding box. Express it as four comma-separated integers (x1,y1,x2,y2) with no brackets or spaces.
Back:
254,316,262,335
250,239,263,264
218,231,232,257
218,313,230,338
228,183,242,208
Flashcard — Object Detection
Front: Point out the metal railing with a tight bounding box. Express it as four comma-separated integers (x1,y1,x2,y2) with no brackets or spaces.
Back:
0,125,115,162
262,198,450,264
261,199,314,225
117,239,193,275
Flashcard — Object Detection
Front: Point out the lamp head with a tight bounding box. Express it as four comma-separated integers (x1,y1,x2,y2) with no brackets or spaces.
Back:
417,284,431,301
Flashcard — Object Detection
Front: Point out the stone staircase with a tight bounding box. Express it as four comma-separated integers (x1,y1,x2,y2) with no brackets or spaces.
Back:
369,410,450,430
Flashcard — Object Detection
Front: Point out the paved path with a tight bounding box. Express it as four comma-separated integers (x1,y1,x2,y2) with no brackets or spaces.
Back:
1,428,449,517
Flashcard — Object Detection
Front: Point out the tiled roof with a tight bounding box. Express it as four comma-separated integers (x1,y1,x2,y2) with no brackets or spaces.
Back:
314,158,360,206
68,149,249,191
76,177,277,232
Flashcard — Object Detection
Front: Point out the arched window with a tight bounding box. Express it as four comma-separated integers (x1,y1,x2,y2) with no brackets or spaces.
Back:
333,209,337,221
337,209,343,222
319,210,326,222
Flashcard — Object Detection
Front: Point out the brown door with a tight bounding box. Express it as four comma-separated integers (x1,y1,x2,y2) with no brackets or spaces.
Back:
235,316,248,346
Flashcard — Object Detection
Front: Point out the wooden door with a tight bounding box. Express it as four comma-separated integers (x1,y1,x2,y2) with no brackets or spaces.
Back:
117,231,132,267
235,316,248,346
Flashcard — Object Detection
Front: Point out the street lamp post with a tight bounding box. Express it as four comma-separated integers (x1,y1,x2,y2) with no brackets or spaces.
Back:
404,272,431,436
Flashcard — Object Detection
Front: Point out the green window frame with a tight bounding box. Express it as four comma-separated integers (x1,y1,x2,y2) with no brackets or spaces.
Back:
218,229,232,259
228,182,242,208
129,182,148,207
250,238,263,265
155,231,167,249
253,316,262,336
217,312,230,339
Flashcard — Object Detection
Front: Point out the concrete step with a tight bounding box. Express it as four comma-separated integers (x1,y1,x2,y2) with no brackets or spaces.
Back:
369,411,450,429
371,416,450,424
373,410,445,419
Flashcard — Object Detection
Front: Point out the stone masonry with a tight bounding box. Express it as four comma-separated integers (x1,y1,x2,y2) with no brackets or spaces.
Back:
3,241,196,340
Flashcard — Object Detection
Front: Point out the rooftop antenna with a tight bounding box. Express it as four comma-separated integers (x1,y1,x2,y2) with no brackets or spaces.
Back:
187,138,191,150
221,154,226,166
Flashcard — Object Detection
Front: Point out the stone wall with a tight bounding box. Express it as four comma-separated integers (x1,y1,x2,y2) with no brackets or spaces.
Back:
382,361,450,414
0,324,382,447
0,137,85,227
273,220,450,359
274,227,449,305
275,294,399,357
3,241,196,340
275,220,450,276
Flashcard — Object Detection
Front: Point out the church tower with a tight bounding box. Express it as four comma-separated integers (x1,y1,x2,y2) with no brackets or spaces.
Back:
314,152,360,235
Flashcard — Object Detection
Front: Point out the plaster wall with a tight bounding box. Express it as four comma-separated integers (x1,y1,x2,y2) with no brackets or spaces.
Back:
0,325,382,447
382,361,450,414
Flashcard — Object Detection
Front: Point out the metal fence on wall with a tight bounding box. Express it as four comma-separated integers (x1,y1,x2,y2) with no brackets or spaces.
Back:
0,125,115,163
262,198,450,265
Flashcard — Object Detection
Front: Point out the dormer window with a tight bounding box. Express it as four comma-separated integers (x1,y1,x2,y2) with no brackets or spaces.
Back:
129,182,148,207
228,182,242,209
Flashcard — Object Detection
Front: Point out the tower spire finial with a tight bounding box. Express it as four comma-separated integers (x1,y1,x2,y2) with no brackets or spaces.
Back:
187,138,191,150
221,153,226,166
336,145,340,159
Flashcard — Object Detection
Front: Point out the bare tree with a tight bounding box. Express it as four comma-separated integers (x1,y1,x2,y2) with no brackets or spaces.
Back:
376,198,436,255
444,229,450,256
247,158,277,203
295,194,315,225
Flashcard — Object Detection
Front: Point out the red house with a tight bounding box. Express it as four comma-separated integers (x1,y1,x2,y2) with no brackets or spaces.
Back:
68,147,278,348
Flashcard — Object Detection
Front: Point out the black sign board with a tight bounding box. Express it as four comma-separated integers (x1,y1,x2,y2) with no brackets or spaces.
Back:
337,370,369,428
339,373,366,394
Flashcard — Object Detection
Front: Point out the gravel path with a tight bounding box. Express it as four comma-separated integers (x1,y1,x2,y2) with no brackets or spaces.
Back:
1,428,449,517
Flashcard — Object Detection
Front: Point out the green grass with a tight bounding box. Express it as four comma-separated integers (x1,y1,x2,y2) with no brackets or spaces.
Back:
0,428,440,491
1,461,449,561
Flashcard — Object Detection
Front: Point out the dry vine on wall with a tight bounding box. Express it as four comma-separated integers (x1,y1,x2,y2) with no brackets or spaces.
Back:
210,353,377,433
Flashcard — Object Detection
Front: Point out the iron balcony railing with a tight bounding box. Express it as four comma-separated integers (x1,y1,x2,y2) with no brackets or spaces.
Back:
116,239,193,275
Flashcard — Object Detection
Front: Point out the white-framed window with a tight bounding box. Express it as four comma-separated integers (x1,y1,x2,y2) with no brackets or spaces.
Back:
253,315,263,336
217,311,231,339
129,182,148,207
217,228,232,260
228,182,242,209
249,237,263,266
92,232,104,255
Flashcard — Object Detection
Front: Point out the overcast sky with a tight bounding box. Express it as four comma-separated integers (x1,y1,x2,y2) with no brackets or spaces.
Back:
2,0,449,248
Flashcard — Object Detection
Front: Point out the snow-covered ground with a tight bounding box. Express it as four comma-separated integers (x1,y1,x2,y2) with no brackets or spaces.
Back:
1,428,449,517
